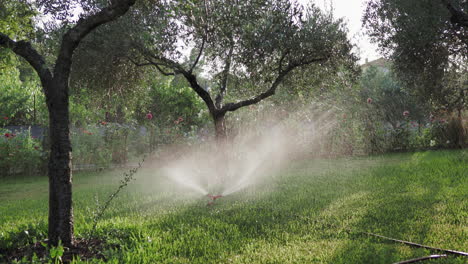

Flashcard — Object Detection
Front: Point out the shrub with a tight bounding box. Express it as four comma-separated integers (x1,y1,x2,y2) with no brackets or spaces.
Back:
0,128,42,176
71,125,112,168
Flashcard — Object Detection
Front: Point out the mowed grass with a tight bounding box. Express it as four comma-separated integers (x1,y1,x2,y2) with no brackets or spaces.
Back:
0,150,467,263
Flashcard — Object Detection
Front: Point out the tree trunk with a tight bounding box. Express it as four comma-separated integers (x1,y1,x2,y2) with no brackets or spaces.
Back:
212,111,230,186
214,112,227,143
46,82,74,247
456,108,465,148
0,0,137,249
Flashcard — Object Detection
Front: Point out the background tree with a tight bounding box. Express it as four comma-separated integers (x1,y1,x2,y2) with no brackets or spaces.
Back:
0,1,44,125
363,0,467,113
68,20,151,123
441,0,468,28
0,0,136,246
125,0,357,141
360,66,426,129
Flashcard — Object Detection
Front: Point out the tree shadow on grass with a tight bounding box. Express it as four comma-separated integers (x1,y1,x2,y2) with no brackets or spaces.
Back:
328,151,468,263
129,168,368,263
68,150,466,263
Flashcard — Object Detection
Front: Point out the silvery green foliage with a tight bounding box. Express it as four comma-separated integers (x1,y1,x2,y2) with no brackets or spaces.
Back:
125,0,357,113
363,0,467,111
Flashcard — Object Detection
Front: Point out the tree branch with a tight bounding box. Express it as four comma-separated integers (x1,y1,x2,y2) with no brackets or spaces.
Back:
221,57,327,113
140,50,218,114
189,37,205,73
278,49,290,73
127,56,176,75
127,56,152,67
181,70,217,114
145,59,176,76
144,52,186,72
441,0,468,28
54,0,137,78
0,33,52,86
215,45,234,108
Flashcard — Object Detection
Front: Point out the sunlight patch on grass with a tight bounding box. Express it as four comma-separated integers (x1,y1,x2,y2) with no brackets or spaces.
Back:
229,239,344,263
319,191,371,230
0,150,466,263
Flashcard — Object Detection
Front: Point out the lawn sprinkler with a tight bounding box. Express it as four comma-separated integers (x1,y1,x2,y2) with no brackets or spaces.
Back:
206,194,223,206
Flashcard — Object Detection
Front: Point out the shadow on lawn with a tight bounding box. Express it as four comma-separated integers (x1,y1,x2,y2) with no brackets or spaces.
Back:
328,151,467,263
4,151,464,263
134,167,363,262
132,151,467,263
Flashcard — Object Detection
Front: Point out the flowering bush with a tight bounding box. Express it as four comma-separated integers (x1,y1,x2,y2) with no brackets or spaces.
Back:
146,112,153,120
427,117,463,148
0,129,43,176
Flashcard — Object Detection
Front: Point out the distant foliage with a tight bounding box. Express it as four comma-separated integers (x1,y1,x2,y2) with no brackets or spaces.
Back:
144,77,209,130
71,125,113,168
286,65,465,156
363,0,467,111
0,62,46,126
0,128,43,176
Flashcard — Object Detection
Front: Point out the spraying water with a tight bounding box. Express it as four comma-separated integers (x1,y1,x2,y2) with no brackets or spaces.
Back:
159,108,335,201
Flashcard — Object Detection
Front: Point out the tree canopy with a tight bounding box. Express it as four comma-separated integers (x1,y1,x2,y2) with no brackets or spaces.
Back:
121,0,358,138
363,0,467,111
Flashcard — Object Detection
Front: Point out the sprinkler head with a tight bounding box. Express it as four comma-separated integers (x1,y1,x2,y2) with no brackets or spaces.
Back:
206,194,223,206
207,194,223,201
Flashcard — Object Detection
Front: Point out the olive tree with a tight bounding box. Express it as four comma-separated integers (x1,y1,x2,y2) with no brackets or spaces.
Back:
363,0,467,112
0,0,136,246
127,0,356,141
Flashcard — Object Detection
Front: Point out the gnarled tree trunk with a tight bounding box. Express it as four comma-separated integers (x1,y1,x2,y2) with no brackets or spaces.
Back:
47,83,73,246
0,0,136,248
213,112,227,143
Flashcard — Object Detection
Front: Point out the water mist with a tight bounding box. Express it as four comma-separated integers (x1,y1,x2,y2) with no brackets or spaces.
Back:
159,108,336,201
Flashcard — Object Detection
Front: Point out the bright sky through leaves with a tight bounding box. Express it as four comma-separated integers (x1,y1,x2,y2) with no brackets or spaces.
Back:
297,0,380,64
36,0,379,64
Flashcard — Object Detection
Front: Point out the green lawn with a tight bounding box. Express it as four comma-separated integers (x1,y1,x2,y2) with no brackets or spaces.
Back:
1,150,467,263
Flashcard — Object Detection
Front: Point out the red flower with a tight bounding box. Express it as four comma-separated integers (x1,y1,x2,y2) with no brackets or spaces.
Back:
3,117,8,120
146,112,153,120
403,110,410,117
83,130,93,135
101,121,107,125
34,146,39,150
367,98,373,104
174,116,184,124
4,133,11,138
